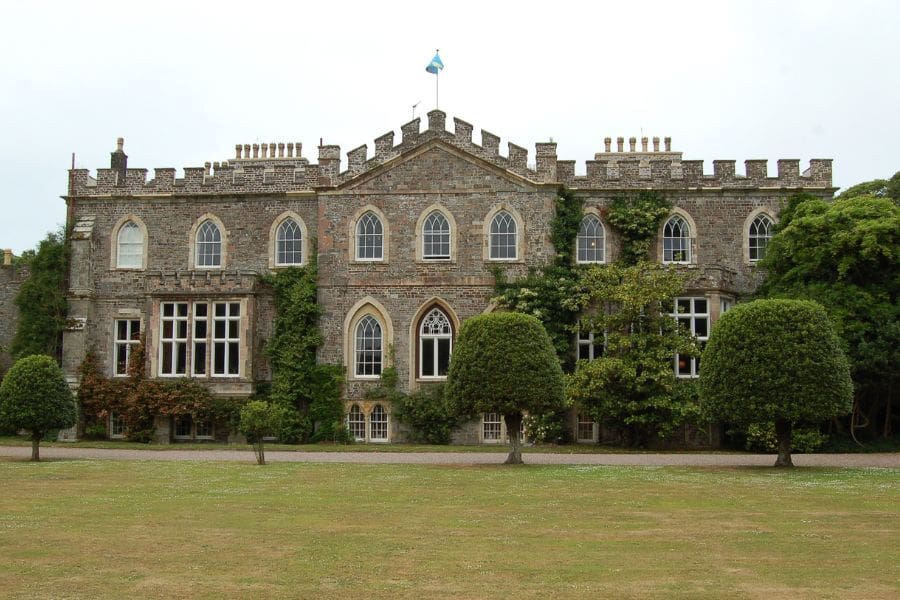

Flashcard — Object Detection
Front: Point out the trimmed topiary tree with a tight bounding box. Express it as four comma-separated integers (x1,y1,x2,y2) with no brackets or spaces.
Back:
0,355,76,461
239,400,287,465
699,299,853,467
446,312,565,464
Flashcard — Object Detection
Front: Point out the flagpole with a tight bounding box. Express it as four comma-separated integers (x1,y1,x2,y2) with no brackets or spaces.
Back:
436,70,439,110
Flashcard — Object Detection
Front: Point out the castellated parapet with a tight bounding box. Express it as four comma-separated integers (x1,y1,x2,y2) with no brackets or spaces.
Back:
67,110,833,198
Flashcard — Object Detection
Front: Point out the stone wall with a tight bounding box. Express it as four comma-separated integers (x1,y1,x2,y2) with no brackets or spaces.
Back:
0,256,25,374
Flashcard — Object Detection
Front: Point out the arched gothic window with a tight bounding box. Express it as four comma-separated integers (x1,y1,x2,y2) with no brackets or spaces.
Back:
663,215,691,263
576,215,605,263
356,212,383,261
276,218,303,265
370,404,388,441
354,315,383,377
419,307,453,378
749,214,774,262
196,220,222,267
116,221,144,268
422,211,450,260
347,404,366,441
489,211,517,260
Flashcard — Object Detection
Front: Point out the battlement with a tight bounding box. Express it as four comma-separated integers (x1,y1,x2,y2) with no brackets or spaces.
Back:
66,113,833,198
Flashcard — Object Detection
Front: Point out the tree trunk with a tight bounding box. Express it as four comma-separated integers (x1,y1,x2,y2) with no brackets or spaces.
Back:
255,440,266,465
773,419,793,467
503,413,523,465
31,432,41,462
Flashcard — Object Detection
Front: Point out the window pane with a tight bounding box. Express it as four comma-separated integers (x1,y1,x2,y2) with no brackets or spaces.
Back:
422,339,435,377
176,344,187,374
228,342,240,375
437,338,451,376
214,342,225,374
194,343,207,375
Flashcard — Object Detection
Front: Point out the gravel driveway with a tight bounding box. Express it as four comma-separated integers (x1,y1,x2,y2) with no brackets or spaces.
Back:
1,445,897,467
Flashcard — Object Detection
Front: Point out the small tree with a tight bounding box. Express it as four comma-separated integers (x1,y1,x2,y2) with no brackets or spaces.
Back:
239,400,287,465
699,299,853,467
0,355,76,461
446,312,565,464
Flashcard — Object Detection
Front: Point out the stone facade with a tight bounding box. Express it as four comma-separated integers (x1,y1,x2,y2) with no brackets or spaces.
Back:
0,250,25,375
61,111,836,443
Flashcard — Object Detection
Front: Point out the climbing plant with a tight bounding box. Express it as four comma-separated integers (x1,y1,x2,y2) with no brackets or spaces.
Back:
606,191,672,265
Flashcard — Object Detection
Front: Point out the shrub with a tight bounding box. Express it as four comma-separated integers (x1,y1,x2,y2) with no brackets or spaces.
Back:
393,383,459,445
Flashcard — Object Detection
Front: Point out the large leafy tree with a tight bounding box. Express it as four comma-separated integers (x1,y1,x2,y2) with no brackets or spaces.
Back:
758,192,900,438
700,299,853,466
11,229,68,360
835,170,900,202
0,355,76,461
564,262,700,446
446,312,565,464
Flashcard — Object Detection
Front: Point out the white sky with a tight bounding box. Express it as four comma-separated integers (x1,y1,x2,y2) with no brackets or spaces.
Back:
1,0,897,253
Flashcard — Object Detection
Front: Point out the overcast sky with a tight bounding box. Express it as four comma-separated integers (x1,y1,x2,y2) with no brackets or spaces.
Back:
1,0,897,253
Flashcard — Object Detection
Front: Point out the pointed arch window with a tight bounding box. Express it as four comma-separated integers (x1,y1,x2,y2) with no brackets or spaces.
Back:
276,218,303,265
577,215,605,263
196,220,222,268
489,211,517,260
749,214,774,262
422,211,451,260
354,315,383,377
347,404,366,441
356,212,383,261
663,215,691,263
116,221,144,268
419,307,453,379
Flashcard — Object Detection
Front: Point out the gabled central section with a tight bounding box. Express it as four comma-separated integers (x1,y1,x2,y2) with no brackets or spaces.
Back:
338,140,534,193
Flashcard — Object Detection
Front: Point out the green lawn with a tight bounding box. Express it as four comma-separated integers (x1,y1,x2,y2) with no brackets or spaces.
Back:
0,460,896,599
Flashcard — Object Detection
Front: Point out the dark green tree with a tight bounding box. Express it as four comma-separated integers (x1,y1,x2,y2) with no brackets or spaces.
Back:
758,192,900,439
446,312,565,464
699,299,853,467
835,170,900,202
0,355,76,461
564,262,701,446
239,400,287,465
11,230,68,360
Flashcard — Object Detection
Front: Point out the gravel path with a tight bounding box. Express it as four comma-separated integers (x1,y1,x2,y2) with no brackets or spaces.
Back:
1,445,897,467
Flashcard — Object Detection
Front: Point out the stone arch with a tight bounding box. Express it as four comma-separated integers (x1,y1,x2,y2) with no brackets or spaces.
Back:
110,213,148,270
268,210,309,268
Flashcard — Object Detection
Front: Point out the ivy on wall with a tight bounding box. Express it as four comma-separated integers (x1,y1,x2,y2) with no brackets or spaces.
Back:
606,191,672,265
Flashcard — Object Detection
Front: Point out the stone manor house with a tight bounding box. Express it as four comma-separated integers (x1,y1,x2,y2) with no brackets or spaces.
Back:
60,110,835,444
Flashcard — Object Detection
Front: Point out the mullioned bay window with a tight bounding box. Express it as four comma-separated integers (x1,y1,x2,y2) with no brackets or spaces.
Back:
159,300,242,377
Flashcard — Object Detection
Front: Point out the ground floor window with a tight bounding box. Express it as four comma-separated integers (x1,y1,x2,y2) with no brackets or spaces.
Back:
345,403,390,442
173,415,214,441
483,413,502,442
109,412,126,439
370,404,389,442
576,414,597,443
347,404,366,441
671,297,709,378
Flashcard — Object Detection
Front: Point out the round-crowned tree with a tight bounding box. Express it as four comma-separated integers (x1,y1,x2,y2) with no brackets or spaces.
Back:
446,312,565,464
0,355,76,461
699,299,852,467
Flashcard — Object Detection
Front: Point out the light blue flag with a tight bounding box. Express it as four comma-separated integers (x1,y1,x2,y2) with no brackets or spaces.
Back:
425,52,444,74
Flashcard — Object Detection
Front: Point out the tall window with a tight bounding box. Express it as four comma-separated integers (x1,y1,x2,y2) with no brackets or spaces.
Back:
422,211,450,260
356,212,383,261
576,414,596,443
370,404,388,442
489,211,517,260
483,413,503,442
276,218,303,265
577,215,605,263
347,404,366,441
577,330,604,362
196,220,222,268
160,301,242,378
663,215,691,263
419,307,452,378
749,214,773,262
113,319,141,376
354,315,383,377
116,221,143,268
671,297,709,378
109,412,126,439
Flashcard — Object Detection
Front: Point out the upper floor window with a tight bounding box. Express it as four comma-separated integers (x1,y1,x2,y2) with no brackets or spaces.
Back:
422,211,451,260
356,212,384,261
577,215,605,263
276,218,303,265
489,211,517,260
354,315,383,377
671,297,709,378
663,215,691,263
196,220,222,268
159,300,242,378
577,330,605,362
749,214,774,262
419,307,453,379
116,221,144,269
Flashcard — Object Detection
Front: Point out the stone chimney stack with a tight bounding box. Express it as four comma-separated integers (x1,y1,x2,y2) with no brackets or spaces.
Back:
3,249,12,266
110,137,128,185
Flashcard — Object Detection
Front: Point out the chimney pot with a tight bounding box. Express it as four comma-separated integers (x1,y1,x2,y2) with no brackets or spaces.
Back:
3,249,12,266
604,137,612,153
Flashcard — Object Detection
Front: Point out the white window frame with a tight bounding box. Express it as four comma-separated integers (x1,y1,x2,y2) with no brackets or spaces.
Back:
354,315,383,378
489,211,518,261
275,218,303,266
195,220,222,268
113,318,141,377
576,330,605,362
419,307,453,379
663,215,691,264
160,300,242,378
422,211,451,261
483,413,503,443
576,414,597,443
211,302,241,377
159,302,189,376
671,297,709,378
355,211,384,262
347,404,366,441
749,214,774,262
109,412,127,439
116,221,144,269
576,214,606,264
369,404,389,442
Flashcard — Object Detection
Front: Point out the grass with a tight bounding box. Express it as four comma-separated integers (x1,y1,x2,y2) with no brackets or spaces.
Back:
0,460,896,599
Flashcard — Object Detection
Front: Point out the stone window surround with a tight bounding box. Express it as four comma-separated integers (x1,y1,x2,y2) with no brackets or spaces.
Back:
112,317,141,377
414,204,458,263
576,208,607,264
348,204,390,264
343,297,394,382
109,214,149,271
658,207,698,265
743,207,777,265
345,401,392,443
482,204,526,263
188,213,228,270
267,210,309,269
